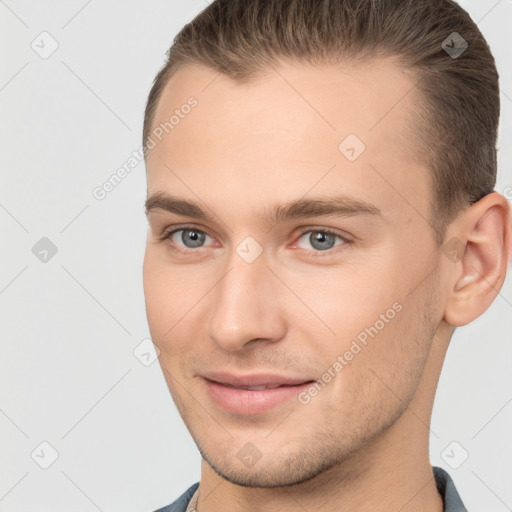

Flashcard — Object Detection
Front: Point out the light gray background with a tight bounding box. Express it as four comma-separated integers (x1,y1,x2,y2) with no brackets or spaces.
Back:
1,1,511,511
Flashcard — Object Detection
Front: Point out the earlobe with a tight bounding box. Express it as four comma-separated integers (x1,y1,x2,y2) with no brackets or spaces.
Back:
443,193,512,327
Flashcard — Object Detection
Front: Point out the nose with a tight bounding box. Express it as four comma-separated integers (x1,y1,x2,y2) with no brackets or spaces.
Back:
207,254,287,352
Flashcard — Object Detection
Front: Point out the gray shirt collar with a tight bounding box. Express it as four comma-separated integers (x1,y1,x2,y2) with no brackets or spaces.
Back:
433,466,468,511
155,466,467,512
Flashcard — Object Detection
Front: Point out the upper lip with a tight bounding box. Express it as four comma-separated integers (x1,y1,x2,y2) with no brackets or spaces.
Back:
202,371,314,388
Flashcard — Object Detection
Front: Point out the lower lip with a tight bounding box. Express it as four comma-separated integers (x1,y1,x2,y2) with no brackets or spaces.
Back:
203,378,314,415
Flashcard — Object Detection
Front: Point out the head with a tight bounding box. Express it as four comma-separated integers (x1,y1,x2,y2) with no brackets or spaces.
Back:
142,0,511,488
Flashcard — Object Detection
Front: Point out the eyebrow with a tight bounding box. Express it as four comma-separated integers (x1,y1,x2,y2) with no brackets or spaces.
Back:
145,192,383,226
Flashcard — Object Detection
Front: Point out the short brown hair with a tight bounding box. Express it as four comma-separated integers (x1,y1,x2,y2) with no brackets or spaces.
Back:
143,0,500,245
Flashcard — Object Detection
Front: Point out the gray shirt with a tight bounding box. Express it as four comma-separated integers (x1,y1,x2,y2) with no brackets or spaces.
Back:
153,466,467,512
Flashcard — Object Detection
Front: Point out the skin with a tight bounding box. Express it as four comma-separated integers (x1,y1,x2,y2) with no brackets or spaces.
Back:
142,58,512,512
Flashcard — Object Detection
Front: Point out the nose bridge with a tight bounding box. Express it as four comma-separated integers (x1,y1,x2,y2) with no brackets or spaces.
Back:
207,248,285,350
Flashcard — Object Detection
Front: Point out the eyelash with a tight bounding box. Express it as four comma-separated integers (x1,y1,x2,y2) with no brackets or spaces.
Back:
158,225,351,258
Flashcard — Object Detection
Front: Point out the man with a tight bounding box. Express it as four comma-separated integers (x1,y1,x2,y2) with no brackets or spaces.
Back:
142,0,511,510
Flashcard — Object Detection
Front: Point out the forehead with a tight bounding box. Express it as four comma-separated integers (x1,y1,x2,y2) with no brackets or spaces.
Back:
145,58,431,227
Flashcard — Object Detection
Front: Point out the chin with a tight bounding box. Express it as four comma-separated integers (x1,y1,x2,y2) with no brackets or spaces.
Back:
199,442,349,489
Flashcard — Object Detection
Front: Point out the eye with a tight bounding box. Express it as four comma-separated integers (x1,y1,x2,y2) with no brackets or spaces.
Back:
159,225,350,258
161,227,213,250
295,229,348,254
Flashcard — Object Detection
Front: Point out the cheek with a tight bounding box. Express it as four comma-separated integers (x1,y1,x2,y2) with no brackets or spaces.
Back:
142,249,183,345
290,259,430,391
283,262,399,347
314,298,433,436
142,248,212,361
142,251,166,330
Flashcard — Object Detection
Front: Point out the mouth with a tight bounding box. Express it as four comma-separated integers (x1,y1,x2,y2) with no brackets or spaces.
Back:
202,370,315,388
201,374,315,415
209,381,311,390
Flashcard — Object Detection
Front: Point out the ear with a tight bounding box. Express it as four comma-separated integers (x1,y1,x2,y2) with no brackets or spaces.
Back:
443,192,512,327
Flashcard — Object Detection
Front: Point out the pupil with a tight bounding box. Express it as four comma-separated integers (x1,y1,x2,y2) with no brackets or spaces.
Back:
183,229,205,248
311,232,334,250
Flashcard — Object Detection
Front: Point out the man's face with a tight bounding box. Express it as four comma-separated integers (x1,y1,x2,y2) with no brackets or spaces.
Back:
143,58,445,487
